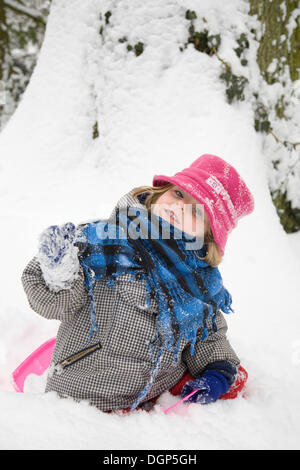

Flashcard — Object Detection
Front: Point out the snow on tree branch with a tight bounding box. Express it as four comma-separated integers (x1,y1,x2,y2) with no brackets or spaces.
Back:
4,0,46,25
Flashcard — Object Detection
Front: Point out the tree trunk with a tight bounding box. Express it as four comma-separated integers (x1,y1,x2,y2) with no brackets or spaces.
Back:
249,0,300,84
0,0,9,117
0,0,9,82
249,0,300,233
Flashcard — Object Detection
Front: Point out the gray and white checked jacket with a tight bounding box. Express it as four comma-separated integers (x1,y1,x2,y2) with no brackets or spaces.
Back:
21,189,240,412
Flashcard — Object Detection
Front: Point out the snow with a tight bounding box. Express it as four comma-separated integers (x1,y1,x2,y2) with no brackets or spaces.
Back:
0,0,300,450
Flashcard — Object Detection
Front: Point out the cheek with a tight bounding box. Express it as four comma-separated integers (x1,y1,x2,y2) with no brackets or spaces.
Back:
152,195,167,216
156,193,174,208
160,192,172,203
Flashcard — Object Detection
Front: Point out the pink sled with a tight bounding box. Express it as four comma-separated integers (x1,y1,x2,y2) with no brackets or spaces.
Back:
11,337,56,393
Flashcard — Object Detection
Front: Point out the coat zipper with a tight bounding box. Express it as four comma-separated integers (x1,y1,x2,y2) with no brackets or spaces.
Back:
57,341,101,369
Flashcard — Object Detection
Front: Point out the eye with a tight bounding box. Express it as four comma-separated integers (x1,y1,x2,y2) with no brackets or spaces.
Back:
174,190,184,198
193,207,203,217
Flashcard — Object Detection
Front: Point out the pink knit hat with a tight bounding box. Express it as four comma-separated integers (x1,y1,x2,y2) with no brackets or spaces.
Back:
152,154,255,256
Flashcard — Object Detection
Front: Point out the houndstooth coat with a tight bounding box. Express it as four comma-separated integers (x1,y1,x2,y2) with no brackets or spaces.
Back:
21,188,240,412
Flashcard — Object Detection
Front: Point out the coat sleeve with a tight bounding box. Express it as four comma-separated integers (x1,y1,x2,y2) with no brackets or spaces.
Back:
21,256,89,322
182,309,240,378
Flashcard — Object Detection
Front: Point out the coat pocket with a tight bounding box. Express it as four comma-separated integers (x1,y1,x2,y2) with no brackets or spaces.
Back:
114,275,158,313
54,341,102,371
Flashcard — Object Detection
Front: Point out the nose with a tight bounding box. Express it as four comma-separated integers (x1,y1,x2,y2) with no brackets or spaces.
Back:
175,203,185,220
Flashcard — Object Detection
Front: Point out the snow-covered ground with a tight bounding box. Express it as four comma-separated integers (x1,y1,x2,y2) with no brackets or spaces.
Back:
0,0,300,450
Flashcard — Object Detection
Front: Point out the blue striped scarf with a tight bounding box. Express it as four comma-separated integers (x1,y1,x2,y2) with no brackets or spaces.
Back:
77,203,234,410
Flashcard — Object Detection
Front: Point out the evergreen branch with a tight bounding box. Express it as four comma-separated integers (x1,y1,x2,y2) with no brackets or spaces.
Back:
211,46,300,152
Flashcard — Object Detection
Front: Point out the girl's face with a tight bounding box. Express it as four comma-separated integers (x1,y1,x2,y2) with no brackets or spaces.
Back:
152,185,209,238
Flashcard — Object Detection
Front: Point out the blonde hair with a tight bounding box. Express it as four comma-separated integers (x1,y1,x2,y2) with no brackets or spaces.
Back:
131,184,223,267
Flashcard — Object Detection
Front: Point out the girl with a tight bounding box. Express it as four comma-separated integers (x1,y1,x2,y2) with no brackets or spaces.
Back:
21,154,254,413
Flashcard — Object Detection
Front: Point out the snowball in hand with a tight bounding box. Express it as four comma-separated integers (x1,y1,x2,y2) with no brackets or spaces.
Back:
37,222,82,292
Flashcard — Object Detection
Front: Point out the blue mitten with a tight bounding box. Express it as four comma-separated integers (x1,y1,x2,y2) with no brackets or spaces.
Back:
37,222,83,292
181,370,230,405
